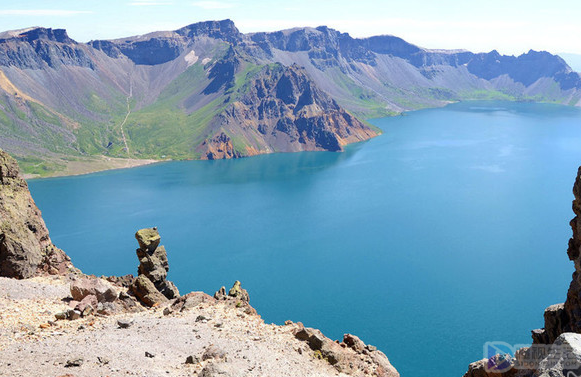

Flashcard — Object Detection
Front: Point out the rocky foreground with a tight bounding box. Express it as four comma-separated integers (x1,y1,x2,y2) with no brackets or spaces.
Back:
0,148,398,377
0,275,396,377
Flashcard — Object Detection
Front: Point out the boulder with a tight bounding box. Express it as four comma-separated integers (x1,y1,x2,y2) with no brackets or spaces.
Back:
185,355,200,364
129,275,167,307
64,358,83,368
159,279,180,300
74,294,97,316
96,301,118,315
343,334,366,353
105,274,135,288
137,245,168,282
536,333,581,377
66,308,81,320
117,318,134,329
214,286,227,299
171,292,215,312
117,291,142,313
294,327,326,351
369,351,401,377
202,345,228,362
70,277,117,302
199,362,242,377
135,228,161,252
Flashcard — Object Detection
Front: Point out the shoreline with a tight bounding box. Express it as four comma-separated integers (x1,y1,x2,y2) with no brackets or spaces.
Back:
21,100,581,180
23,156,166,180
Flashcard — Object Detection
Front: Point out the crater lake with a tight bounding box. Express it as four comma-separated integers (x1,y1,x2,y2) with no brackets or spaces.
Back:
28,101,581,376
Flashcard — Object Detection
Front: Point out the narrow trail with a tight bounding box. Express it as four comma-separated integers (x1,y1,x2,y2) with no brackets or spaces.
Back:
119,76,132,156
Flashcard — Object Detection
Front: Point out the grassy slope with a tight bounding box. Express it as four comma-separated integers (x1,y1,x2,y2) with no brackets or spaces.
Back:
122,60,266,159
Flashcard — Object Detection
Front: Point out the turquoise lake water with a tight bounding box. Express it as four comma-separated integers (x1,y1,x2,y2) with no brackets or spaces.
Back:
28,101,581,376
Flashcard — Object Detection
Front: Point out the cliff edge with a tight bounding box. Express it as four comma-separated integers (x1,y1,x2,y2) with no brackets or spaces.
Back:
0,149,73,278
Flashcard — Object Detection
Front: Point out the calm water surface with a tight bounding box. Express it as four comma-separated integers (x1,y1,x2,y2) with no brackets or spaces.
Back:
29,101,581,376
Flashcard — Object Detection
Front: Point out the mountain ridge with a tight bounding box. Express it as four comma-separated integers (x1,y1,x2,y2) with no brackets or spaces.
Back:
0,19,579,176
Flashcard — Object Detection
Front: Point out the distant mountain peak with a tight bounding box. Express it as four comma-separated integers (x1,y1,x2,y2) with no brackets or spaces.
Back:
0,27,74,44
175,19,240,42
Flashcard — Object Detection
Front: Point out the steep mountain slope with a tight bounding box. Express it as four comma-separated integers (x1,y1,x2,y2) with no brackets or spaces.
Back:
243,26,581,115
0,20,579,175
198,63,377,159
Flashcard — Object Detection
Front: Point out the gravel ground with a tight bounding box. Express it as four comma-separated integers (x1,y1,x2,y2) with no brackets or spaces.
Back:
0,277,348,377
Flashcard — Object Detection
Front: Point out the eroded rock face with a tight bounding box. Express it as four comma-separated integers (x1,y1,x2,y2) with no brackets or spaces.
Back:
202,132,242,160
0,27,94,69
0,149,73,278
129,227,179,307
198,63,378,160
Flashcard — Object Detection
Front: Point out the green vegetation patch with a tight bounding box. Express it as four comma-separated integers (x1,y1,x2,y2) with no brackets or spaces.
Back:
458,89,517,101
16,156,65,177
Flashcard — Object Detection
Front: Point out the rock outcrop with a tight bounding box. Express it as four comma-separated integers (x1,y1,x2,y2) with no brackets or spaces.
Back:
536,333,581,377
199,63,378,159
0,27,94,69
292,326,399,377
214,280,256,315
0,149,73,278
129,227,179,307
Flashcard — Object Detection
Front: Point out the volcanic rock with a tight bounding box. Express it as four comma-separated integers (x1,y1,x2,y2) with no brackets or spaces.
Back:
129,227,179,307
214,280,256,315
70,277,117,303
130,274,168,307
293,325,399,376
0,149,73,278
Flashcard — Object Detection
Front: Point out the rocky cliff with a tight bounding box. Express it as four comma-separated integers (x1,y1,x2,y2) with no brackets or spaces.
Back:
0,149,73,278
0,20,579,175
0,27,93,69
200,63,377,159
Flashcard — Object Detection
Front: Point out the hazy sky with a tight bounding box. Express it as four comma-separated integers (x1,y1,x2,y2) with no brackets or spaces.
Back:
1,0,580,55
